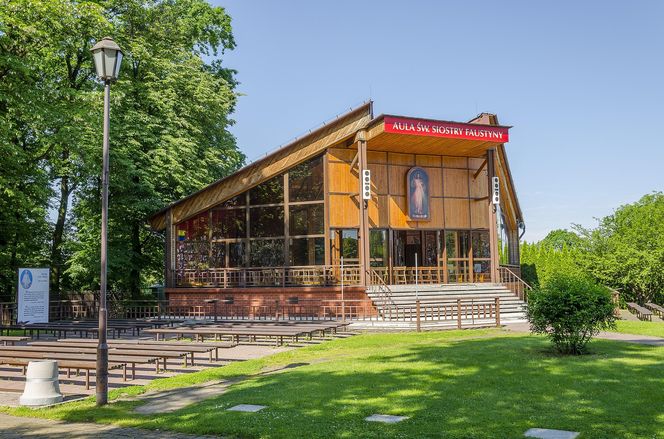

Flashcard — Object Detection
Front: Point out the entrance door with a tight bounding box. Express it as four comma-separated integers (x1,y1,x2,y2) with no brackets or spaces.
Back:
404,231,421,266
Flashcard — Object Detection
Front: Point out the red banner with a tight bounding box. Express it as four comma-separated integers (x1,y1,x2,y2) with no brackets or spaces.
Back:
383,116,509,143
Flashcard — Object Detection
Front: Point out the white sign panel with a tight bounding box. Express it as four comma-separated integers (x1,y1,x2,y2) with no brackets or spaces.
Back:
17,268,50,323
362,169,371,200
491,176,500,205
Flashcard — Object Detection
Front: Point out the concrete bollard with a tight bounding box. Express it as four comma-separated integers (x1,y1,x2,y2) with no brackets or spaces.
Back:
19,360,63,406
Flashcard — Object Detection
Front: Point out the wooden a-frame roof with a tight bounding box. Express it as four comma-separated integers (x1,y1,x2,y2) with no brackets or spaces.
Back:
149,103,524,231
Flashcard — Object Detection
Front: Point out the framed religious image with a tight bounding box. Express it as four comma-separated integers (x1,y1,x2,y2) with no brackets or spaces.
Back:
407,167,430,220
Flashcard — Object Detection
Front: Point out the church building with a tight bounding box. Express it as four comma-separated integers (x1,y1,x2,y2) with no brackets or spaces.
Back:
148,102,525,312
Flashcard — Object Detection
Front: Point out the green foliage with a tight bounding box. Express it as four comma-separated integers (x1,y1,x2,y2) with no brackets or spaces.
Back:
0,0,243,299
4,331,664,438
576,192,664,304
520,229,583,288
527,272,617,354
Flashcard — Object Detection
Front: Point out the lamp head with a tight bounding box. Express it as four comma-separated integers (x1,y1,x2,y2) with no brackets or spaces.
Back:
91,37,123,81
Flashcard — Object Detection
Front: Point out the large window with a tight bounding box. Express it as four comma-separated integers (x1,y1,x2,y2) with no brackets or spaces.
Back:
369,229,388,267
290,204,324,236
175,154,325,275
289,155,324,202
330,229,359,264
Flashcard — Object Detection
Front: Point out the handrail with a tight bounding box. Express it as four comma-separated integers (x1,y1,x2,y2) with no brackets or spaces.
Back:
369,269,398,320
498,265,532,301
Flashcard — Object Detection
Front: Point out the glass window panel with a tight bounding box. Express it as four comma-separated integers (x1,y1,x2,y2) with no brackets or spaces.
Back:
445,230,470,259
228,242,246,267
250,239,285,267
289,155,324,202
472,230,491,259
212,208,246,239
330,229,359,264
250,206,284,237
423,231,437,266
221,193,246,207
447,260,469,283
210,242,226,268
393,230,406,266
289,204,324,236
250,175,284,205
289,237,325,266
369,229,388,267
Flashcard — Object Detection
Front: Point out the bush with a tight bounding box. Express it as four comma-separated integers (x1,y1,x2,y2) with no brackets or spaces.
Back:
526,272,617,354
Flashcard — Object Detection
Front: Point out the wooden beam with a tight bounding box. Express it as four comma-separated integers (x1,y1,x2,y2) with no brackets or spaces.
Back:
473,159,487,179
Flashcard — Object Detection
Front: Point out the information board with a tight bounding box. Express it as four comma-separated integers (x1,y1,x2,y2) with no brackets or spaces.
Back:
17,268,50,323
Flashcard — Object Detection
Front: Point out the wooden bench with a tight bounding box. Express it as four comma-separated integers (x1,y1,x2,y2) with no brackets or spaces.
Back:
645,303,664,318
627,302,653,321
0,357,126,390
0,336,29,346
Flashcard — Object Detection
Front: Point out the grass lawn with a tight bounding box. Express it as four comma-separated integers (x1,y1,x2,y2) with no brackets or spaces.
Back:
611,319,664,338
2,329,664,438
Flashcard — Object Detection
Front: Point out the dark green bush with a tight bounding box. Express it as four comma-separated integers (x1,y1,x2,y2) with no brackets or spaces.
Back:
526,272,617,354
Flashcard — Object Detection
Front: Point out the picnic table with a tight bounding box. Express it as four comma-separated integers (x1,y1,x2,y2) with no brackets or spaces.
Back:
645,303,664,318
143,326,315,345
56,338,234,362
627,302,653,321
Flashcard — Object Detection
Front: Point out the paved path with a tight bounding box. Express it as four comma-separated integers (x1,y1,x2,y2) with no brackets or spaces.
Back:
0,413,225,438
504,322,664,346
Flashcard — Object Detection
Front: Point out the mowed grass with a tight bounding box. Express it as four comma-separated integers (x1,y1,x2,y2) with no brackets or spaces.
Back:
612,319,664,338
3,329,664,438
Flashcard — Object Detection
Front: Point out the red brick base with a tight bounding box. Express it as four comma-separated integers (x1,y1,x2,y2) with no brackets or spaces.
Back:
165,286,376,318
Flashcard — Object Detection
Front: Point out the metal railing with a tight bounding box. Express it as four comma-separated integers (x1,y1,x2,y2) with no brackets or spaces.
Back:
176,264,362,288
498,265,532,301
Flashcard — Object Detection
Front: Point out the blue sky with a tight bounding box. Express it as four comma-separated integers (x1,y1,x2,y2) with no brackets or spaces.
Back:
211,0,664,241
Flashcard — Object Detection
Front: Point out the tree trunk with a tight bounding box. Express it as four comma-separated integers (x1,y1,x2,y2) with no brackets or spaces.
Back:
129,221,142,299
50,173,70,299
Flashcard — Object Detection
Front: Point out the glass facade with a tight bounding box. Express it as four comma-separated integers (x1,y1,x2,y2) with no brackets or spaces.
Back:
176,154,324,270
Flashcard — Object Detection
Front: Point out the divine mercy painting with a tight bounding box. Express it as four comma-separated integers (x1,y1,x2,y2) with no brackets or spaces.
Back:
407,167,430,220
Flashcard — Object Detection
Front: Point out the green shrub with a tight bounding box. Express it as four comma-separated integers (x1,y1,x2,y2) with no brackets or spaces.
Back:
526,272,616,354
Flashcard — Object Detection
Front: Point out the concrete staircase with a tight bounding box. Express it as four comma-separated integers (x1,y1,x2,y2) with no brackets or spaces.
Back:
365,283,527,326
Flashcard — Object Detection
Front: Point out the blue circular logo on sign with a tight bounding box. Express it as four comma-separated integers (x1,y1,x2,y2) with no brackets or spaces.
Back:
20,270,33,290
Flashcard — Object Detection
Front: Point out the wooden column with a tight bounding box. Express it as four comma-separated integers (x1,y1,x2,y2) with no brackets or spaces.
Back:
357,130,370,286
487,149,500,283
165,208,175,288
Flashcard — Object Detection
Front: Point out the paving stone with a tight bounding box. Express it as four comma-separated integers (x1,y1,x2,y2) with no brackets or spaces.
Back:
365,414,409,423
524,428,580,439
227,404,266,412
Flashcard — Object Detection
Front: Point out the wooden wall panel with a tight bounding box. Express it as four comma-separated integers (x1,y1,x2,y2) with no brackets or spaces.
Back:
443,156,468,168
470,200,489,229
329,194,359,228
367,151,387,164
388,152,415,166
469,157,485,170
328,147,356,163
389,196,409,228
470,171,488,198
426,167,443,197
444,198,471,229
388,165,409,196
368,163,388,195
368,195,389,228
416,155,441,167
429,197,445,229
444,168,469,197
328,161,357,193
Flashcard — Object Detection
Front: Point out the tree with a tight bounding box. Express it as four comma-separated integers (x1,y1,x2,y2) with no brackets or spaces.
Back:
576,192,664,304
66,0,244,297
0,0,244,300
527,272,616,355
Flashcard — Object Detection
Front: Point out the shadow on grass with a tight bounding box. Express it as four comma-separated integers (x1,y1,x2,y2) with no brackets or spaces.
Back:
20,334,664,439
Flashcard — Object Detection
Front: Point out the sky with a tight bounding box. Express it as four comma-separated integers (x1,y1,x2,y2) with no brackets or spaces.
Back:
210,0,664,242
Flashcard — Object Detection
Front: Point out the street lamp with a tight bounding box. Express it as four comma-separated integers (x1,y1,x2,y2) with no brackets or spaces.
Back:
90,36,123,406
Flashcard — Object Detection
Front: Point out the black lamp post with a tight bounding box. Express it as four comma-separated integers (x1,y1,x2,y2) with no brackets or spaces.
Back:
90,37,123,406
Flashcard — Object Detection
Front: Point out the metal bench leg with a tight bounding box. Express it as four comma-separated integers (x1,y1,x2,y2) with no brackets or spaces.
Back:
86,369,90,390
